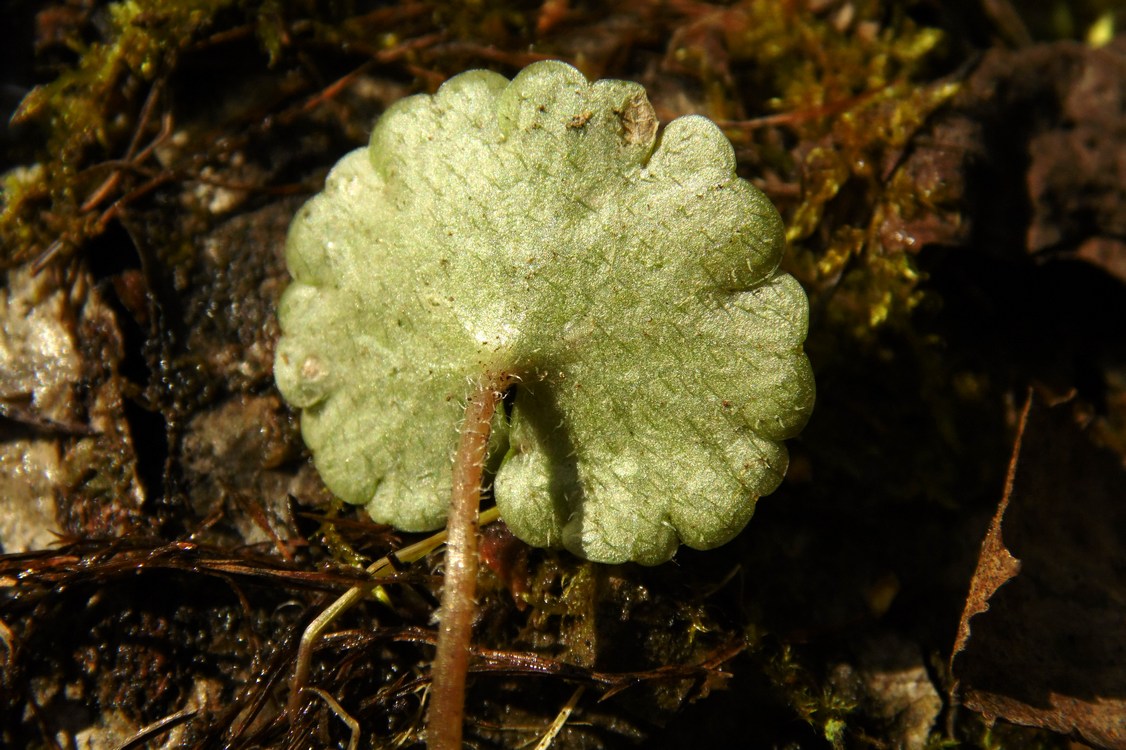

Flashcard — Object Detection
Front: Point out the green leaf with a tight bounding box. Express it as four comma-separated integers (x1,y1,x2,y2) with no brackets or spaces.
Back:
274,61,814,564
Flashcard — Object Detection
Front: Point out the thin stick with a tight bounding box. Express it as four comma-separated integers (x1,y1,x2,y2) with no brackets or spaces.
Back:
427,372,512,750
533,685,586,750
110,706,197,750
305,687,360,750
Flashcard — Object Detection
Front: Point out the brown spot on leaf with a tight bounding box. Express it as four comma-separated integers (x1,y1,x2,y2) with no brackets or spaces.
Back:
616,93,656,145
567,110,592,129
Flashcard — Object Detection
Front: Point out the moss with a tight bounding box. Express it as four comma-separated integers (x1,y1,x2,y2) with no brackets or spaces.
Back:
1010,0,1124,42
683,1,957,336
432,0,534,46
253,0,289,65
765,644,857,749
786,40,955,334
16,0,242,152
317,500,373,570
1,0,243,268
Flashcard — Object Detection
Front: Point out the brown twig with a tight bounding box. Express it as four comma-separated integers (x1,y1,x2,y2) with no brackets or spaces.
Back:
110,707,197,750
427,371,513,750
324,626,745,708
715,88,882,132
79,81,168,213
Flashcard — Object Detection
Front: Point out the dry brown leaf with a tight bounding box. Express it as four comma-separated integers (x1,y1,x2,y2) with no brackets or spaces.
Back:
952,393,1126,748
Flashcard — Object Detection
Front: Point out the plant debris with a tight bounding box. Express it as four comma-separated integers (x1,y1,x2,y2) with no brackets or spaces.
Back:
952,393,1126,749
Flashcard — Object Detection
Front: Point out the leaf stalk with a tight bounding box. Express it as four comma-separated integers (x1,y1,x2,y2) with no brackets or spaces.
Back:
428,371,512,749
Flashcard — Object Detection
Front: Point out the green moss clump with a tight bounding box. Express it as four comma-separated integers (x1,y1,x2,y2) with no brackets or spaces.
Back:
765,644,857,749
787,79,960,333
674,1,956,336
1,0,243,268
